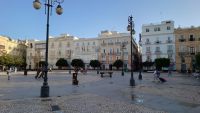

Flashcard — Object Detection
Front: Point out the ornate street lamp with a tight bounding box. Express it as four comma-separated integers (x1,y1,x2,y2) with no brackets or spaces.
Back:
121,43,126,76
127,16,135,86
33,0,64,97
138,34,142,80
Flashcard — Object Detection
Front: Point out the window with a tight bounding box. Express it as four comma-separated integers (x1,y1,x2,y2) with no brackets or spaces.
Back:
59,42,62,47
147,56,151,61
168,54,172,59
146,38,150,44
76,43,79,46
158,27,160,31
167,26,171,30
156,47,160,52
146,28,149,32
179,45,186,52
179,35,185,42
168,45,173,50
189,34,195,41
103,49,106,53
146,47,150,52
167,37,172,43
30,43,33,48
51,43,54,48
117,48,119,53
58,51,61,56
190,47,195,54
67,42,70,47
154,27,160,32
110,48,112,54
88,42,90,45
93,42,95,45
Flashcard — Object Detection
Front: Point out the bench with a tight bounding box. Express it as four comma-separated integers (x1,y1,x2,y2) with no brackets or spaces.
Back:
100,71,113,78
80,69,87,74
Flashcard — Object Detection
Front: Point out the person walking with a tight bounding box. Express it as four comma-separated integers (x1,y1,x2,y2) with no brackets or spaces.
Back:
35,68,41,79
7,70,10,80
38,66,45,78
153,69,159,82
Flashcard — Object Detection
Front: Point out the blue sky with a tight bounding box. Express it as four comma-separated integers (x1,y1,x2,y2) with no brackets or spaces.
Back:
0,0,200,42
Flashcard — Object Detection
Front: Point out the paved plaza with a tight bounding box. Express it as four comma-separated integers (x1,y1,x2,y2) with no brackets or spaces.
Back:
0,70,199,113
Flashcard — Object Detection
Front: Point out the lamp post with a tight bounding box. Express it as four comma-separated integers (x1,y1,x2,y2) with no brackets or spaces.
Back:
121,43,126,76
138,34,142,80
33,0,64,97
127,16,135,86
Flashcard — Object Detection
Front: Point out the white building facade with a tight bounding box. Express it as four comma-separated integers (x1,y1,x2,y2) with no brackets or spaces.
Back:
26,31,139,70
72,38,100,68
141,20,176,69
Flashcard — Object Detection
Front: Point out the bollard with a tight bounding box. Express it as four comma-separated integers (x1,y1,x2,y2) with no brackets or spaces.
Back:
72,73,78,85
24,70,27,76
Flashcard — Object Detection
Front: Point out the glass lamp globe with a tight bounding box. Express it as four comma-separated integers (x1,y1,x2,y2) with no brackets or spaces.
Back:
33,0,41,10
56,5,63,15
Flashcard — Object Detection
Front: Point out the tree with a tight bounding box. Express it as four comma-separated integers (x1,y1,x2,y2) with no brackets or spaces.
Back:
89,60,101,70
155,58,170,71
0,54,26,70
71,59,85,73
56,58,69,69
195,53,200,71
142,61,154,71
113,59,123,70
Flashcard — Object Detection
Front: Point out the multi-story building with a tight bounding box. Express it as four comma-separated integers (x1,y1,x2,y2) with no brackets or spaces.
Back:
98,30,138,70
175,26,200,72
26,31,139,70
0,36,27,56
26,34,74,69
0,36,27,70
72,37,100,68
141,20,176,70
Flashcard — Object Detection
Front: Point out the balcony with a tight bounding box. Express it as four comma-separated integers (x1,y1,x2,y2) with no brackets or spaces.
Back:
190,52,195,55
115,42,121,45
166,40,172,43
116,52,121,56
145,42,151,45
124,52,128,55
108,42,114,45
154,41,161,44
167,50,173,54
179,39,186,42
101,43,107,46
189,38,195,41
101,53,106,56
154,50,161,54
146,51,151,54
108,52,115,55
178,51,188,56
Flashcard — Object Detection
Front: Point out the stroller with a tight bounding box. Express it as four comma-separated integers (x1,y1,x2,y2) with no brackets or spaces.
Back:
158,77,167,83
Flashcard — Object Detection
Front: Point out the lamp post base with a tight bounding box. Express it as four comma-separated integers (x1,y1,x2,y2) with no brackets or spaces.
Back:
121,71,124,76
41,85,49,97
130,78,135,86
138,71,142,80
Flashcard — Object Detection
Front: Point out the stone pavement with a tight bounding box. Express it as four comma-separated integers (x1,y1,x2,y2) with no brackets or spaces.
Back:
0,70,199,113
